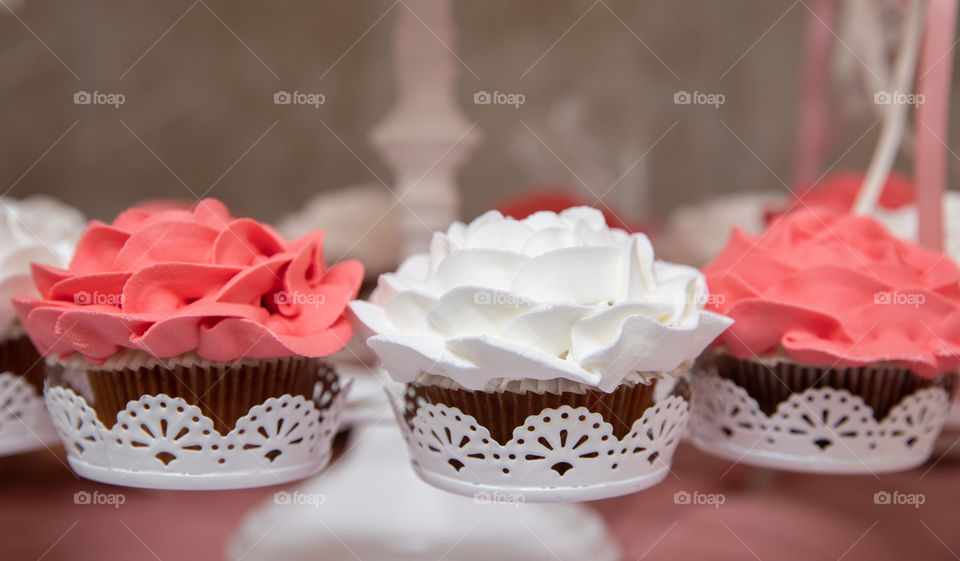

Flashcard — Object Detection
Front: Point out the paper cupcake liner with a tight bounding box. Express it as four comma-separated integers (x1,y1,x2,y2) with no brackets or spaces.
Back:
405,376,689,445
705,354,956,420
51,356,334,435
0,336,46,392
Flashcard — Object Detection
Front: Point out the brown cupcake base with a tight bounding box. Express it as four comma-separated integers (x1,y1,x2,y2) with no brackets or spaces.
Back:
405,377,688,445
702,354,957,420
51,356,337,435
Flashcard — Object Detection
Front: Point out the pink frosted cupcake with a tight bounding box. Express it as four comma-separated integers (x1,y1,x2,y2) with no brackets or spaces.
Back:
691,210,960,473
15,199,362,488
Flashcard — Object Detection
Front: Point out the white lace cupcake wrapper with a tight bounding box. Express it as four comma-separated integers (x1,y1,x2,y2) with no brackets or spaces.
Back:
688,369,952,474
391,382,690,503
43,370,351,490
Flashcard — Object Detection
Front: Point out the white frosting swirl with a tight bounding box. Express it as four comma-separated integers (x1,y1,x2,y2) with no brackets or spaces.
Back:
350,207,732,392
0,196,85,340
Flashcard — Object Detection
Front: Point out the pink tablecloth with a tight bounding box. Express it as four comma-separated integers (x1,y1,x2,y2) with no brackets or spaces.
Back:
2,441,958,560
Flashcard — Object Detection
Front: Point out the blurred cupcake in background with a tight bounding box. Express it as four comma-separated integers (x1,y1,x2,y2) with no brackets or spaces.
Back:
772,172,960,433
277,184,400,283
0,196,86,456
655,191,783,267
495,186,646,233
776,171,915,217
656,172,914,267
691,209,960,473
351,207,731,500
15,199,362,488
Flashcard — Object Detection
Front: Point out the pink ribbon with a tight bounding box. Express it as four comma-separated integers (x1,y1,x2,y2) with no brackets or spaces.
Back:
915,0,958,251
792,0,836,188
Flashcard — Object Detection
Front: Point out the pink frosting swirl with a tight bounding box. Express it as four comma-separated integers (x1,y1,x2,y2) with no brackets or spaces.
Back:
15,199,363,363
703,210,960,378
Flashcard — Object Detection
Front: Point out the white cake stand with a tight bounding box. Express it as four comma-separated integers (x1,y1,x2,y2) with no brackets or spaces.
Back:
224,364,620,561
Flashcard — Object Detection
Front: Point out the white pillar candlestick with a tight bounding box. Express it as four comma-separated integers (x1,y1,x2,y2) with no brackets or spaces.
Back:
371,0,480,257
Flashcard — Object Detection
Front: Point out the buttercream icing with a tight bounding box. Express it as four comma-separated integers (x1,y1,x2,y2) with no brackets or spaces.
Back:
351,207,732,392
15,199,363,363
703,209,960,378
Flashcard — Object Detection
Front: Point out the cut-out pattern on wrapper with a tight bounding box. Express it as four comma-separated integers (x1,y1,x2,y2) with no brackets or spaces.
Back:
689,373,950,473
394,392,689,503
44,377,350,490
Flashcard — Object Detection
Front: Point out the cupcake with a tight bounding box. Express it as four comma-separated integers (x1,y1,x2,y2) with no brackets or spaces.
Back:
692,209,960,473
350,207,731,501
0,196,86,456
15,199,362,488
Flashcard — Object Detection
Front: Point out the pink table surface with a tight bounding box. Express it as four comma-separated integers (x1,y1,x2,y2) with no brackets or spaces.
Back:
2,439,958,561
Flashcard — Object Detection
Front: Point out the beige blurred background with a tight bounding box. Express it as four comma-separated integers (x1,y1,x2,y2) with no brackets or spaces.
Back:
0,0,957,225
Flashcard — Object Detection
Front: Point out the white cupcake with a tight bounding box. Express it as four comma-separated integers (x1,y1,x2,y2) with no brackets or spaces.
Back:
351,207,731,501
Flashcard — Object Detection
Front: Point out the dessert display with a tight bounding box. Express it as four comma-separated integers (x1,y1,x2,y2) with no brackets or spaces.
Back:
350,207,731,501
5,1,960,558
14,199,362,489
691,209,960,472
0,196,86,456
